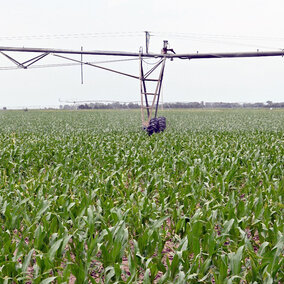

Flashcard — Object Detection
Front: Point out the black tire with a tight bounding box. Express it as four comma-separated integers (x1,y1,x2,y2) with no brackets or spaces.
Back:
147,118,159,135
157,116,166,132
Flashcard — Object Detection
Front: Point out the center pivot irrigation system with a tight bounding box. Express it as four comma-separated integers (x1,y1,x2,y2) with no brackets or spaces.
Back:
1,32,284,135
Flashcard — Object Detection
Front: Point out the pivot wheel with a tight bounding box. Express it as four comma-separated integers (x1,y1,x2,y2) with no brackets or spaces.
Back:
157,116,166,132
147,117,166,135
147,118,159,135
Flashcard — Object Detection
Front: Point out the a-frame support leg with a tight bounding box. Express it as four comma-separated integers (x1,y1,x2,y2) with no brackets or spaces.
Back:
139,54,166,129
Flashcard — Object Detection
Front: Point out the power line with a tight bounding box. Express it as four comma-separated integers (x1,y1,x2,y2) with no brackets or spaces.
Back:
0,31,144,41
175,36,283,51
2,30,284,51
152,31,284,50
152,31,284,42
2,30,284,43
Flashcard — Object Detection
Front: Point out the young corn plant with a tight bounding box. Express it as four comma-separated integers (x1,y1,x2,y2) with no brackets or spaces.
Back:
0,109,283,282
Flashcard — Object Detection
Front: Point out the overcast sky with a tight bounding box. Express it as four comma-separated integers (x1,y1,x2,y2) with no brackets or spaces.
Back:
1,0,284,108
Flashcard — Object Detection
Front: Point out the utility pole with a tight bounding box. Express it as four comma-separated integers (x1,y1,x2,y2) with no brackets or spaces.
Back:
145,31,150,54
81,46,84,84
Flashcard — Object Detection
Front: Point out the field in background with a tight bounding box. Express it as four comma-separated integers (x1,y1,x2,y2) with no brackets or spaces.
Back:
0,109,283,283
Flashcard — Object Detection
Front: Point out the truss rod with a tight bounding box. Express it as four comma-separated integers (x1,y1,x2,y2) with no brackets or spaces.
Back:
53,54,139,79
0,51,26,68
140,56,150,117
149,58,166,121
22,53,49,66
154,60,166,118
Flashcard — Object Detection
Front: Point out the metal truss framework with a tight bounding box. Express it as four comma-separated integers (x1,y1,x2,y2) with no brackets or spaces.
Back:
139,54,166,127
1,44,284,127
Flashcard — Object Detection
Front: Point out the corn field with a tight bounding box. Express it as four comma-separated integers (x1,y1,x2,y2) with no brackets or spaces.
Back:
0,109,283,283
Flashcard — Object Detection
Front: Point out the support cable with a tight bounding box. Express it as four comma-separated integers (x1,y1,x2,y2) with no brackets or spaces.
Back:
0,57,140,71
144,59,163,78
142,58,162,65
52,54,139,79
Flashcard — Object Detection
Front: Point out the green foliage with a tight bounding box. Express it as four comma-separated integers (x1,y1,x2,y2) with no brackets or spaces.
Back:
0,109,283,283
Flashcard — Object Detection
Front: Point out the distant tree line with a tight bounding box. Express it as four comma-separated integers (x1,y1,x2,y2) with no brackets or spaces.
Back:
59,100,284,110
2,101,283,111
78,102,140,110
